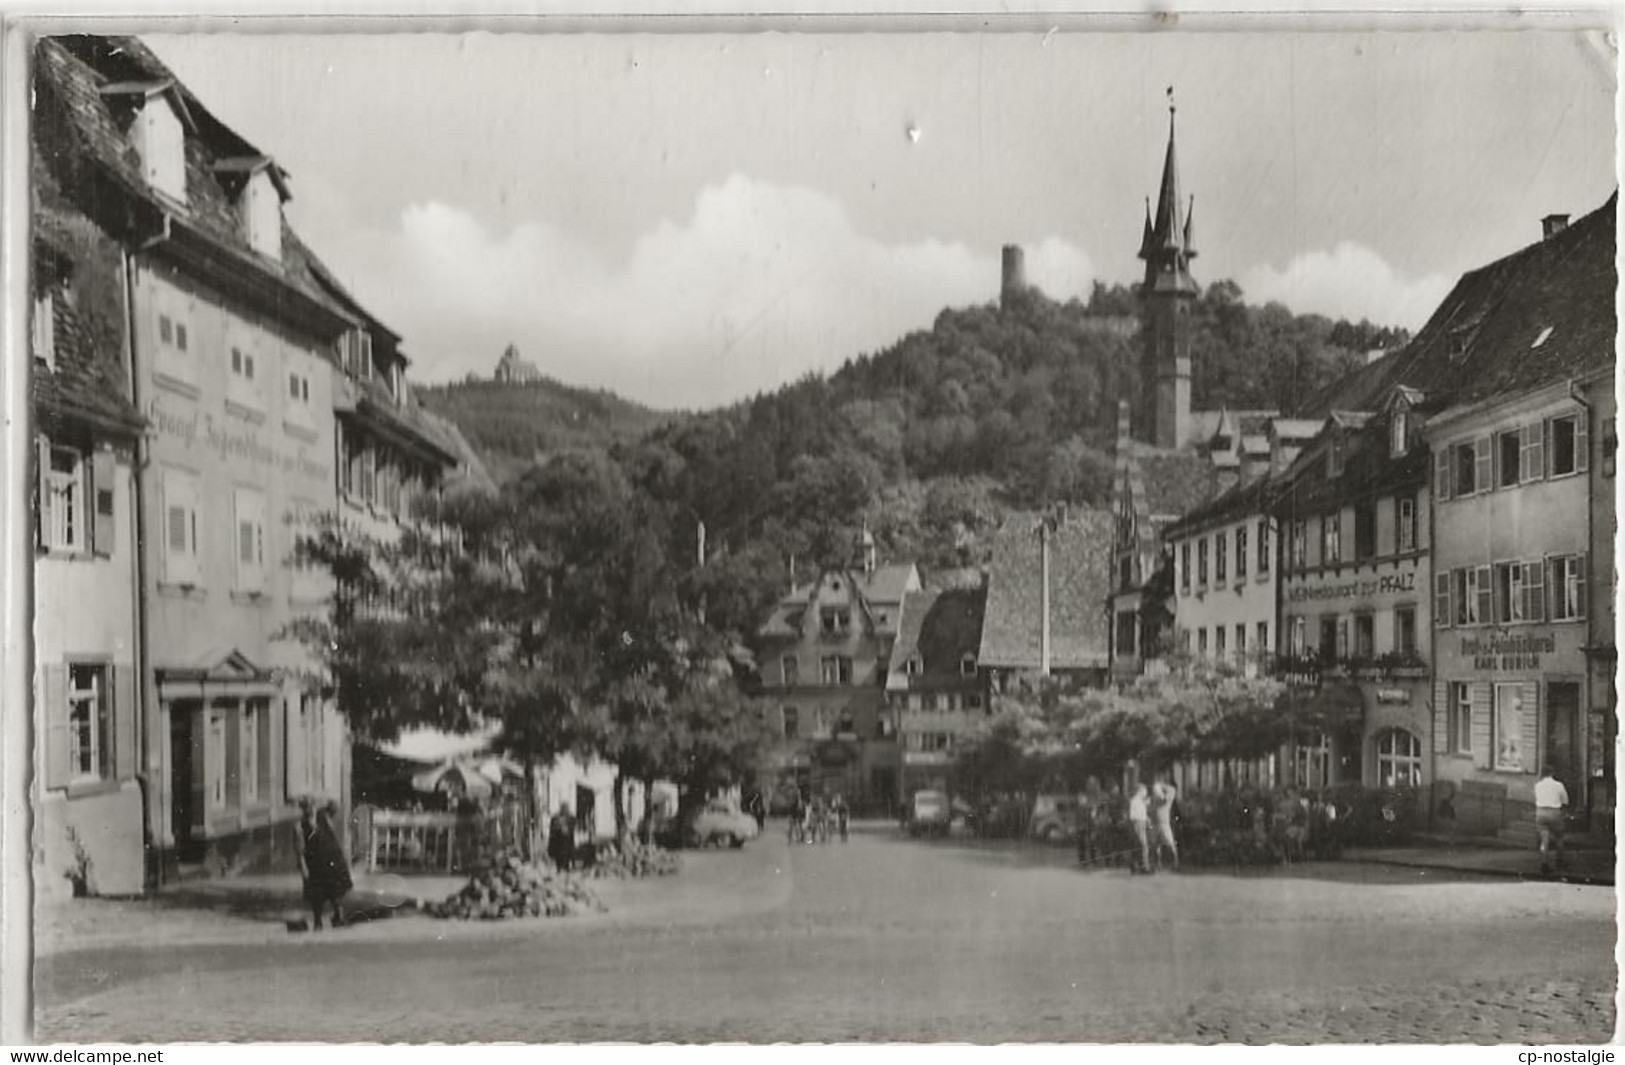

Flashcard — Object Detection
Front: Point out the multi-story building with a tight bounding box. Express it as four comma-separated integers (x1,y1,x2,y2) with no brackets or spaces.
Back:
885,578,989,804
1164,479,1276,675
980,509,1114,689
1271,401,1433,792
30,224,149,898
1421,200,1616,837
755,539,919,813
33,36,456,881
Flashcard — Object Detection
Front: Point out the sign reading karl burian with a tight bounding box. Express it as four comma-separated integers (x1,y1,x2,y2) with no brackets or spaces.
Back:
148,395,331,483
1285,572,1416,603
1459,631,1556,672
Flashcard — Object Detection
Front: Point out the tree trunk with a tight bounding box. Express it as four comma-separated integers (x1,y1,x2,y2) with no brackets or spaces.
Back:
641,776,655,845
523,758,538,862
613,770,628,845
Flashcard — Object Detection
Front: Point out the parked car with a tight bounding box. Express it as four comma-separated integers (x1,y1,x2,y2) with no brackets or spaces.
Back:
1029,794,1084,844
684,799,760,848
906,789,952,837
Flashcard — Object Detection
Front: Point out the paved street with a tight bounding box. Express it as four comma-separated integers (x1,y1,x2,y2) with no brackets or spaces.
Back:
36,824,1616,1043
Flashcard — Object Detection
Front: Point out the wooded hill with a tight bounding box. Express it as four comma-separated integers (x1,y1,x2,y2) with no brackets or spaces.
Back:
425,281,1407,634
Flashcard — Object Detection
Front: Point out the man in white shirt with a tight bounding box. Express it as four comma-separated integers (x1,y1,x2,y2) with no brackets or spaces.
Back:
1533,765,1570,875
1127,783,1151,874
1150,777,1179,872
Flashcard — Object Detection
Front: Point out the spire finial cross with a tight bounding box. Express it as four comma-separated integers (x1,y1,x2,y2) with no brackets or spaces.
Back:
1166,84,1175,116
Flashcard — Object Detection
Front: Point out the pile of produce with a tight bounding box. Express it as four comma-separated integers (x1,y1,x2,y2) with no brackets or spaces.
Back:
429,848,605,920
582,838,681,880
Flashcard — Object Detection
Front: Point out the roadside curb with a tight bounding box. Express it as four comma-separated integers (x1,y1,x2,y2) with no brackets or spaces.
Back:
1346,851,1614,888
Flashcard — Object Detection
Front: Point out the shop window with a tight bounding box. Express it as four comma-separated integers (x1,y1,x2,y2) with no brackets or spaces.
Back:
1375,729,1423,787
67,663,111,782
1493,683,1526,772
1293,733,1332,788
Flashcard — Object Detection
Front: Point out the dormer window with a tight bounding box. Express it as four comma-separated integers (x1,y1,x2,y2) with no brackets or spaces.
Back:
32,291,56,371
241,169,282,260
1327,435,1345,479
959,653,977,677
905,655,922,677
132,95,186,203
1390,409,1408,458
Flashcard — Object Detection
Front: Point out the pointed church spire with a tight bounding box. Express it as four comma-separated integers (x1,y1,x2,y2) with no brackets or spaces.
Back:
1139,197,1155,258
1138,87,1198,295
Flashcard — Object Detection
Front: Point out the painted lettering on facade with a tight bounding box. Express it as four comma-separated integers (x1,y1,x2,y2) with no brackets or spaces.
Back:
1285,572,1416,603
148,395,330,482
1458,630,1556,672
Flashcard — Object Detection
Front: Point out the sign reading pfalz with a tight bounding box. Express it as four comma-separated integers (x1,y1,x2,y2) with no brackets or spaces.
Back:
1286,572,1416,603
1459,631,1556,671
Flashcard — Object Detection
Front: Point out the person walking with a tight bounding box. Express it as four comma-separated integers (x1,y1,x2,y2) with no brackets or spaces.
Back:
1127,782,1151,874
1150,776,1180,872
299,800,353,931
831,793,850,842
547,804,576,871
1534,765,1570,875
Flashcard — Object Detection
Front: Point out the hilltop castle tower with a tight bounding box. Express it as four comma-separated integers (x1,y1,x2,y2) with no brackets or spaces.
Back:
1136,95,1198,451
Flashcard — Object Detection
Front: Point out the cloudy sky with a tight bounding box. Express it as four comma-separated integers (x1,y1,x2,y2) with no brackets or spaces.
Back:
145,29,1616,411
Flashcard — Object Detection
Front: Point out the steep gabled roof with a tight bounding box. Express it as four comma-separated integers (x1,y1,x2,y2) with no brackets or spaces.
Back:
31,235,143,438
1122,441,1222,517
887,585,990,692
1272,410,1430,515
1164,475,1271,539
1298,192,1616,418
978,509,1113,671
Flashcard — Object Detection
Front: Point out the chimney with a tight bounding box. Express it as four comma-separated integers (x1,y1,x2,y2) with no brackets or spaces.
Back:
1542,214,1570,240
1039,522,1052,677
1000,244,1027,310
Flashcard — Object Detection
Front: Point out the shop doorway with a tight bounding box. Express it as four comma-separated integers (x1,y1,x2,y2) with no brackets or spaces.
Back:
168,700,202,860
1546,682,1581,796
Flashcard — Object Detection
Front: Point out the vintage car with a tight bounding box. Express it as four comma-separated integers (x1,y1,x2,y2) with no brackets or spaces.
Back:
680,799,760,849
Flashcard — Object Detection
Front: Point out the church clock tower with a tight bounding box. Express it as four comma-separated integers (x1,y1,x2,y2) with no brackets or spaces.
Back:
1137,91,1198,450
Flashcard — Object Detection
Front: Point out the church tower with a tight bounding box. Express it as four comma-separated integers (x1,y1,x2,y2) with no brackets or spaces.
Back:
1137,92,1198,450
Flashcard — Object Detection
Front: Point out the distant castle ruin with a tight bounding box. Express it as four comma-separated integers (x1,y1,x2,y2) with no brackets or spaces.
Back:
494,343,541,384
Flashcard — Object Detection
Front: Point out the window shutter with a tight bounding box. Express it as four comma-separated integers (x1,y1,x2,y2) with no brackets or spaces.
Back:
113,665,136,781
1520,681,1540,774
1434,448,1451,502
1577,554,1588,620
1434,573,1451,628
35,436,49,551
92,449,117,558
1576,410,1590,473
1521,423,1544,484
1432,679,1450,754
1470,682,1493,769
1474,436,1491,494
1475,565,1492,625
1525,560,1545,622
43,664,69,790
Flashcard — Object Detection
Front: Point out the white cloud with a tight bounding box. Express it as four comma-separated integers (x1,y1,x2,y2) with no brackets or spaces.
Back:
324,175,1094,410
1240,242,1453,332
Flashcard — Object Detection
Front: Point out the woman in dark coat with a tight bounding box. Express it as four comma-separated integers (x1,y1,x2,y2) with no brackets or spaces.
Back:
300,801,354,930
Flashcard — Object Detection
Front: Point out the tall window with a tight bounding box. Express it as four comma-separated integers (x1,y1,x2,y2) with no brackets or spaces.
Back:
1215,533,1228,583
67,663,111,782
1319,616,1338,659
1197,538,1208,585
1196,628,1208,658
1235,526,1248,579
1435,573,1452,628
1354,614,1374,659
1257,621,1270,659
161,467,202,586
1289,521,1307,571
1234,624,1246,663
1452,438,1488,498
1179,542,1191,593
32,292,56,370
821,655,854,686
233,488,267,594
1354,505,1376,561
1550,555,1587,621
1455,566,1489,626
1214,626,1227,660
1390,410,1408,457
1257,520,1271,573
1397,496,1416,554
1394,606,1417,657
781,655,799,686
1294,733,1332,788
1448,682,1472,754
1289,617,1306,657
782,706,798,740
1549,413,1587,477
1376,729,1423,787
1321,513,1342,566
43,445,85,553
1116,611,1137,656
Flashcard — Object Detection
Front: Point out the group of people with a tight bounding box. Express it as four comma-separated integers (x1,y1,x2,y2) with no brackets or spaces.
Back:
787,792,849,845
